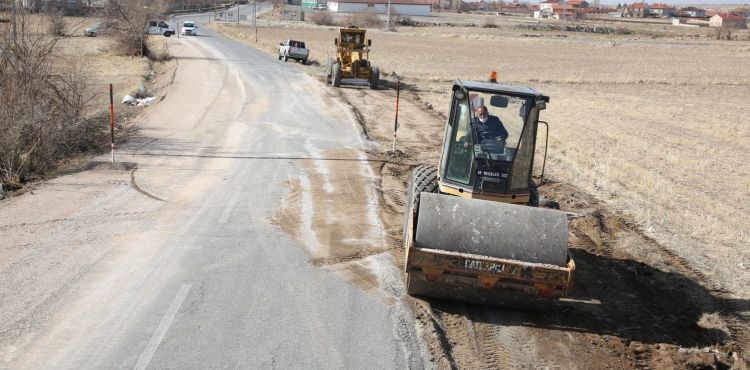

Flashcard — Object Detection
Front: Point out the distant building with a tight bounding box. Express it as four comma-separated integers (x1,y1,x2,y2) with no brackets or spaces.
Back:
301,0,328,9
709,13,747,29
678,6,705,18
537,0,590,18
650,3,674,17
22,0,83,14
623,2,649,17
565,0,589,8
499,2,532,14
327,0,431,16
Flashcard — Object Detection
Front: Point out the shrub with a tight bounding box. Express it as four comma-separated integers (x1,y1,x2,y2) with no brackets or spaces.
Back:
482,17,497,28
308,11,336,26
712,27,733,40
45,9,66,36
345,10,383,28
393,15,416,27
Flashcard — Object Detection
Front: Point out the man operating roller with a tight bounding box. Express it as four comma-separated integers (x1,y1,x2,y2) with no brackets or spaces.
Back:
472,105,508,143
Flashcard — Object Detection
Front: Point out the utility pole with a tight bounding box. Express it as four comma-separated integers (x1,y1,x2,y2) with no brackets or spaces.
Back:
387,0,393,29
11,0,17,47
254,0,257,42
237,1,240,25
561,0,566,33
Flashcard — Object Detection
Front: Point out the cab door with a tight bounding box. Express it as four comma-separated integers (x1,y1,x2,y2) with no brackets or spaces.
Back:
157,21,170,34
440,91,474,187
146,20,157,34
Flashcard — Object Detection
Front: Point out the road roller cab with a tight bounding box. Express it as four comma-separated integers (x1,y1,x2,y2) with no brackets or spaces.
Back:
403,80,575,308
439,80,549,205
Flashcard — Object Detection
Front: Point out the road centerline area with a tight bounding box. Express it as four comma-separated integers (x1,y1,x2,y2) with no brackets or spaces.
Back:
134,284,192,370
218,186,244,224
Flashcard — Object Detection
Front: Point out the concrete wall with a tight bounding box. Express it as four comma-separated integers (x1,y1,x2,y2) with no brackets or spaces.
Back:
329,2,430,16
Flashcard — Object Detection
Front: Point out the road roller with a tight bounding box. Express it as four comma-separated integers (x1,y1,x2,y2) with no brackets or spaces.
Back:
403,80,575,308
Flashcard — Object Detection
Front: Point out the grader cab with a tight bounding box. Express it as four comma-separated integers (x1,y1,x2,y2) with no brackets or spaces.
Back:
327,27,379,89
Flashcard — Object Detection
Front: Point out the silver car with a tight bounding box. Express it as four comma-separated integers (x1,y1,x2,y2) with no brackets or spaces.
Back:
84,22,115,37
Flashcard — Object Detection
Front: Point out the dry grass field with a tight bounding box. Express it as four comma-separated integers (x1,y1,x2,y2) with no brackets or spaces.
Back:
212,20,750,304
7,15,153,106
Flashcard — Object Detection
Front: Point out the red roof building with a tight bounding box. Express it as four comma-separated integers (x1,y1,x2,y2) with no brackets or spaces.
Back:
649,3,674,17
566,0,589,8
709,13,748,28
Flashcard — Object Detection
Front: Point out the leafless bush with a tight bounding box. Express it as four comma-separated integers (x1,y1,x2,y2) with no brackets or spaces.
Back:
45,9,66,36
148,46,171,62
712,27,733,40
107,0,167,56
308,11,336,26
345,10,383,28
514,22,632,35
393,15,416,27
0,11,102,184
482,17,497,28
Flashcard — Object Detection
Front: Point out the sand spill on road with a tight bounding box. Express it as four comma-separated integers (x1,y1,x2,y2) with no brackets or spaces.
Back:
272,148,397,301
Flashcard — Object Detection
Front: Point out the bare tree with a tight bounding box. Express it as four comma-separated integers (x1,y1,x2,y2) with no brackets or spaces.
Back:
273,0,286,13
451,0,460,12
45,9,67,37
106,0,167,56
0,9,101,184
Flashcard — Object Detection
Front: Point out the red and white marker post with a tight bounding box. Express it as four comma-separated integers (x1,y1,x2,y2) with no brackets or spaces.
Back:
109,83,116,163
392,79,400,152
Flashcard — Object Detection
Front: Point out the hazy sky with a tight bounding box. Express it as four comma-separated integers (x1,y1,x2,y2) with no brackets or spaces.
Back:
511,0,750,5
597,1,748,4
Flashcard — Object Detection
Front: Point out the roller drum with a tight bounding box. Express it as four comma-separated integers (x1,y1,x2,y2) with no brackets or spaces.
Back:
414,193,569,267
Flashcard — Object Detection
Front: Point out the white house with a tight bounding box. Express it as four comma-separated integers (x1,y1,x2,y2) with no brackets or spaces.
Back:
327,0,431,17
678,7,706,18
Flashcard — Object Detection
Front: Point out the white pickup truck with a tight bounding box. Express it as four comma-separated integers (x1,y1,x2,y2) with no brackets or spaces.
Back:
146,20,175,37
278,40,309,64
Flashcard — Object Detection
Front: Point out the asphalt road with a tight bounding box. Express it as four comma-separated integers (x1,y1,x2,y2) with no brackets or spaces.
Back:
0,15,424,369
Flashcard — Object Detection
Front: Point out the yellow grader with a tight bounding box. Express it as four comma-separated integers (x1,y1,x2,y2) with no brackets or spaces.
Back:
327,27,379,89
403,80,575,308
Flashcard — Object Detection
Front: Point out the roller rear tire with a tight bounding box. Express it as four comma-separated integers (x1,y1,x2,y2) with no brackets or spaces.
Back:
332,63,342,87
528,179,540,207
370,67,380,90
402,165,439,249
